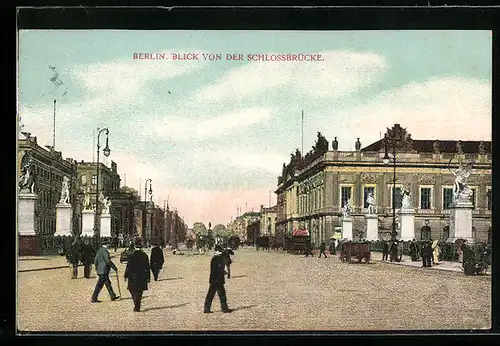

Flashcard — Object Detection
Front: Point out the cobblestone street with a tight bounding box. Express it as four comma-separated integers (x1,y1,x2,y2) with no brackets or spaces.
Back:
17,247,491,332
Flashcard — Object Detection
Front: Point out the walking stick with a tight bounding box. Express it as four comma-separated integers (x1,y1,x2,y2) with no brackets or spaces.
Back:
115,270,122,298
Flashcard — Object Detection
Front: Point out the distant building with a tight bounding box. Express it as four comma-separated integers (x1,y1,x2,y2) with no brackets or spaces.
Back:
276,124,491,246
260,205,277,236
228,212,260,241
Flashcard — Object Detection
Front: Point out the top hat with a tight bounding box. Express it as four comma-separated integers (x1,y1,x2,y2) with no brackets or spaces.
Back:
134,237,144,248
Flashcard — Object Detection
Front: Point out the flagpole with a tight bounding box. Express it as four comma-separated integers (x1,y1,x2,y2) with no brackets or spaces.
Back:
53,99,56,150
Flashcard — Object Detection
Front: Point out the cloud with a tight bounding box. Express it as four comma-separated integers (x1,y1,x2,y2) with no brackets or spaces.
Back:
312,76,491,150
194,50,387,102
151,107,273,139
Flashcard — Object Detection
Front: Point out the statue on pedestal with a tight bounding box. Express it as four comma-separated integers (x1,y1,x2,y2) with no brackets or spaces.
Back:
342,201,352,218
19,153,36,194
332,137,338,151
401,184,412,209
366,192,377,214
59,176,70,204
99,192,111,214
449,159,473,204
83,187,91,210
355,138,361,151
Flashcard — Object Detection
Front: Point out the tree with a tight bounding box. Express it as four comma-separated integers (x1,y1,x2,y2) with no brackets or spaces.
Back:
193,222,207,235
213,224,227,236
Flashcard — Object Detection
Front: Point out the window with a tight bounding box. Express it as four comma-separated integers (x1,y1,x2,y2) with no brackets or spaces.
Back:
81,175,87,185
91,174,97,185
487,189,492,210
363,186,375,208
420,188,432,209
443,188,453,209
340,186,352,207
391,187,403,209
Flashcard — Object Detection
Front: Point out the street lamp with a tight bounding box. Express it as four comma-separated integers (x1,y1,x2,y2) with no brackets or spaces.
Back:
94,127,111,240
144,179,153,202
383,133,398,242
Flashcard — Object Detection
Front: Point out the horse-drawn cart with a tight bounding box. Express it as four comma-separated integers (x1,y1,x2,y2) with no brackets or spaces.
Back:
340,241,371,263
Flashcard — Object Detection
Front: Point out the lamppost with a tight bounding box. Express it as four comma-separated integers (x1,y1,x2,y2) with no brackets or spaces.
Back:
143,179,152,245
382,133,399,242
94,128,111,241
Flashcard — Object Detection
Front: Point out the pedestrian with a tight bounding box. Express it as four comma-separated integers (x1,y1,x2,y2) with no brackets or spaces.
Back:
150,243,164,281
66,236,82,279
204,244,233,313
124,238,151,312
390,240,398,262
112,235,118,252
422,241,433,267
432,240,440,266
409,239,417,261
91,239,120,303
319,241,328,258
428,239,434,266
329,238,336,255
81,238,96,279
305,239,314,257
382,240,389,261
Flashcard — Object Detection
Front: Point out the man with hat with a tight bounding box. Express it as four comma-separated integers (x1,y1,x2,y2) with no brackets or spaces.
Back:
150,242,164,281
204,244,233,313
124,238,151,312
91,239,120,303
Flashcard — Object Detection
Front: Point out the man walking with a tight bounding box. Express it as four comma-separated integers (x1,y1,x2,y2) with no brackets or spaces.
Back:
305,238,314,257
91,239,120,303
81,238,96,279
222,247,234,279
124,238,151,312
204,244,233,313
66,236,82,279
318,241,328,258
150,243,164,281
390,240,398,262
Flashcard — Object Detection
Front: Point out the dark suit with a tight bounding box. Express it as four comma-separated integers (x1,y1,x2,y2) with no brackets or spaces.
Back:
124,249,150,312
382,241,389,261
66,241,82,279
319,242,327,258
150,246,164,281
204,253,229,312
91,245,118,301
81,243,96,278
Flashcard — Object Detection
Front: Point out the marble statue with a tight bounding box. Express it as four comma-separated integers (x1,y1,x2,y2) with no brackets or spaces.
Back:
366,192,377,214
83,187,91,210
99,192,111,214
478,141,486,155
19,152,36,193
342,201,352,218
449,160,473,203
59,176,70,204
332,137,339,151
433,140,440,154
355,138,361,151
401,185,412,209
456,140,464,155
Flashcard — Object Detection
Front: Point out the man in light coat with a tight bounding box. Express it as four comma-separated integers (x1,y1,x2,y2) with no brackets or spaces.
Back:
91,240,120,303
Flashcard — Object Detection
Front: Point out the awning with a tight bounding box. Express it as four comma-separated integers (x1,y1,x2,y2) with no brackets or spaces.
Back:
292,229,309,237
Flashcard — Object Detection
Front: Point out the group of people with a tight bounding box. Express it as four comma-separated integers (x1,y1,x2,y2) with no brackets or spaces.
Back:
64,236,97,279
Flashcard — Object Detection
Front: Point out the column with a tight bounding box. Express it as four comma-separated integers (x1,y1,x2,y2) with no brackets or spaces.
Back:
355,173,362,210
18,192,40,256
435,175,442,213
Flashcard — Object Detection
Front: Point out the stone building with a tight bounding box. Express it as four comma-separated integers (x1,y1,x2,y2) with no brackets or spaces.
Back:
260,205,277,236
275,124,491,246
228,212,261,241
18,132,78,251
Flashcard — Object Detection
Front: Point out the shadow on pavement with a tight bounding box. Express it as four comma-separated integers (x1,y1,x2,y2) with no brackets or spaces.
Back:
74,276,97,280
121,296,149,301
230,275,248,279
157,277,183,281
141,302,189,312
233,305,258,311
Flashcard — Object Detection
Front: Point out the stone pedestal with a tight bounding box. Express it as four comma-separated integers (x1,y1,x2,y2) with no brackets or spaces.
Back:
446,201,474,244
82,210,95,237
18,192,40,256
341,217,353,241
365,214,379,241
100,213,112,238
55,202,73,237
399,208,416,241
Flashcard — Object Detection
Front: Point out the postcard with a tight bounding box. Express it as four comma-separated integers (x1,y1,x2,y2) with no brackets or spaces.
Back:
17,29,491,332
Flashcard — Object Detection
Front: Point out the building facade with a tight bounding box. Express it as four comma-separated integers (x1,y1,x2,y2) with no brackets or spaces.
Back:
260,205,277,236
18,133,78,249
276,124,492,246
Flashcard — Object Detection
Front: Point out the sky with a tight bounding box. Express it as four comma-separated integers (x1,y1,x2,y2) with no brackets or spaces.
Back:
17,30,492,227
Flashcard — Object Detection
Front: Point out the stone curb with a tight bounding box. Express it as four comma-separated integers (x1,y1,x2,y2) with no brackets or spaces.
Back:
18,255,119,273
376,259,491,276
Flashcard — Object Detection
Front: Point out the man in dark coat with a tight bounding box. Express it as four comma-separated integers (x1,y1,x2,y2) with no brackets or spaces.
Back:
390,240,398,262
204,244,233,313
124,238,151,312
150,243,164,281
66,236,82,279
318,241,328,258
421,241,431,267
222,248,234,279
304,238,314,257
409,239,418,261
91,240,120,303
81,238,96,279
382,240,389,261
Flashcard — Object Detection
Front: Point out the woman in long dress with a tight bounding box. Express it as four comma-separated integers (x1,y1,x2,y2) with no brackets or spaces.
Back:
432,240,440,265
